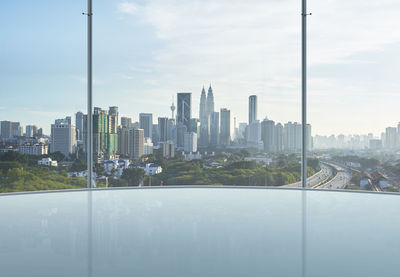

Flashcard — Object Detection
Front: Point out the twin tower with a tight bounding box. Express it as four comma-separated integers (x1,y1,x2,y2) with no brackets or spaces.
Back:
199,85,216,146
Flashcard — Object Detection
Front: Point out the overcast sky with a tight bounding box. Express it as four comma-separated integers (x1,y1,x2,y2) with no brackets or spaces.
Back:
1,0,399,136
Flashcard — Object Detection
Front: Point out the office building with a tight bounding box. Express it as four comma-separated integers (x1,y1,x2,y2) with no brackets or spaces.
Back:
220,108,231,146
158,117,169,143
177,92,191,132
139,113,153,139
50,117,76,156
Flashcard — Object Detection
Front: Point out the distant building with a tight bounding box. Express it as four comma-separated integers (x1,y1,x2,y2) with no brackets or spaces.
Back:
1,121,21,138
247,120,261,145
75,112,84,140
385,127,397,149
133,128,144,160
369,139,382,149
248,95,257,125
261,119,275,152
139,113,153,139
177,92,191,132
175,123,187,149
183,151,203,161
25,125,38,138
199,87,209,146
120,117,132,128
244,157,272,165
50,117,76,156
162,141,175,159
184,132,197,152
210,112,220,146
158,117,169,143
220,108,231,146
93,107,118,161
38,157,58,167
19,143,48,155
144,137,154,155
142,163,163,175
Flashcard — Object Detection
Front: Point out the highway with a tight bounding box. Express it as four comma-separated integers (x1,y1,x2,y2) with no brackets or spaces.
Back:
314,163,352,189
285,163,333,188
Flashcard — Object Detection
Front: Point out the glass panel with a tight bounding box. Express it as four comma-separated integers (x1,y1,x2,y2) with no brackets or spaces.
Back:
308,0,400,192
0,1,87,192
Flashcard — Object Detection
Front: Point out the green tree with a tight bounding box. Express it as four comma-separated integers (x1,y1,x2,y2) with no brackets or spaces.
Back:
121,168,145,186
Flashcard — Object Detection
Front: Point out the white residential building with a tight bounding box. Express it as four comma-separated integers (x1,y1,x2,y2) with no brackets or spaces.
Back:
38,157,58,167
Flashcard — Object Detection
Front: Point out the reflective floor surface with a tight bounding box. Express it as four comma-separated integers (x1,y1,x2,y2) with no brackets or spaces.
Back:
0,187,399,277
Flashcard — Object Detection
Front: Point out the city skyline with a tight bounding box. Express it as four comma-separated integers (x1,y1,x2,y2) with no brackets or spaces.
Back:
1,1,400,136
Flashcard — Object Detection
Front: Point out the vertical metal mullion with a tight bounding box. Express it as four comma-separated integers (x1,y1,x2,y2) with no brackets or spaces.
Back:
86,0,93,189
301,0,308,188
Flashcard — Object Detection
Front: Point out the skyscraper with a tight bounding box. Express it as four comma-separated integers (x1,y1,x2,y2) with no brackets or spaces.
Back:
249,95,257,125
75,112,84,140
220,108,231,146
177,92,191,132
139,113,153,139
199,87,209,146
108,107,119,134
206,85,215,117
50,117,76,156
158,117,169,143
93,107,118,161
210,112,220,146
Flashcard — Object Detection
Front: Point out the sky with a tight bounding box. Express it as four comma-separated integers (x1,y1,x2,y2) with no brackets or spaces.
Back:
1,0,400,136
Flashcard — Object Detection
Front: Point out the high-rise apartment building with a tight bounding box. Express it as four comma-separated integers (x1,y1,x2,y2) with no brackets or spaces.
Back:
220,108,231,146
50,117,76,156
133,128,144,160
93,107,118,161
261,119,275,152
177,93,191,132
275,123,284,152
385,127,397,149
25,125,38,137
248,95,257,125
1,121,22,138
121,117,132,128
139,113,153,139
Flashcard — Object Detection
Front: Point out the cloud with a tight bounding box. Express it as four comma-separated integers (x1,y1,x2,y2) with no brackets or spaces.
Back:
115,0,400,135
117,2,138,15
